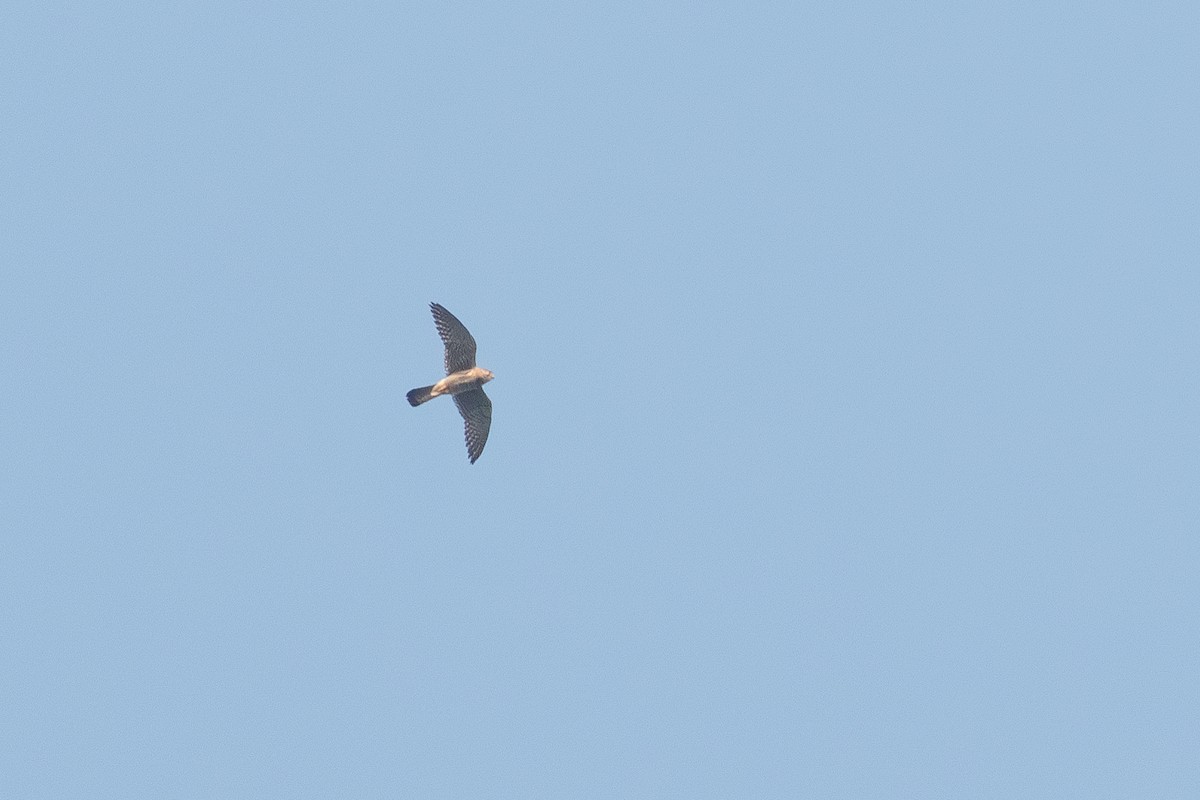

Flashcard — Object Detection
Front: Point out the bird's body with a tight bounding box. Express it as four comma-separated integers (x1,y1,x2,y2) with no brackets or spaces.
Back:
406,366,494,406
408,303,494,463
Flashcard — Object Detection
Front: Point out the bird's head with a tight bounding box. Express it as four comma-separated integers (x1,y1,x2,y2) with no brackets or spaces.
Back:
480,369,495,384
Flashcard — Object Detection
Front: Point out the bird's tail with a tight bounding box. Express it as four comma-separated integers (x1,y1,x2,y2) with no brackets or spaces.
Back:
406,385,436,406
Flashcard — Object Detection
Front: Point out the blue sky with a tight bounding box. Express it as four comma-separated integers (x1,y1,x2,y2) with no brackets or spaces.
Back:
3,2,1198,797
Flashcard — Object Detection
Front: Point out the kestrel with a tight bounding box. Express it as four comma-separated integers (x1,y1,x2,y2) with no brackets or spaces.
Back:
407,303,494,464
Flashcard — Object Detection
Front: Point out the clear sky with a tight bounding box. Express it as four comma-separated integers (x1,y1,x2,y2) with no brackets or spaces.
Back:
3,3,1198,798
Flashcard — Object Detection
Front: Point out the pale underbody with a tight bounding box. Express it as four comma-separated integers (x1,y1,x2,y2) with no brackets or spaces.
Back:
429,366,494,398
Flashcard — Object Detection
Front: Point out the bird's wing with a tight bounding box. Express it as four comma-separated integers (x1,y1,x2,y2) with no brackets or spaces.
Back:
453,388,492,464
430,303,478,374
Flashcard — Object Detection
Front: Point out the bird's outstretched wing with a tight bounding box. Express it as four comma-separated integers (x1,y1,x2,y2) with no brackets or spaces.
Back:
430,303,478,374
453,388,492,464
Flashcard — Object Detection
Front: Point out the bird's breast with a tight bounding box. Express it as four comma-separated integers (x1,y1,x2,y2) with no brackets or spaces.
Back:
438,368,490,395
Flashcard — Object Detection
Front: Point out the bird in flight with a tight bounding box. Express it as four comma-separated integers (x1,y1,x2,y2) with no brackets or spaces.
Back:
407,303,494,464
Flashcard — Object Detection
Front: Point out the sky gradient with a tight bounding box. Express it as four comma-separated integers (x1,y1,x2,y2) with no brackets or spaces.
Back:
4,3,1198,797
